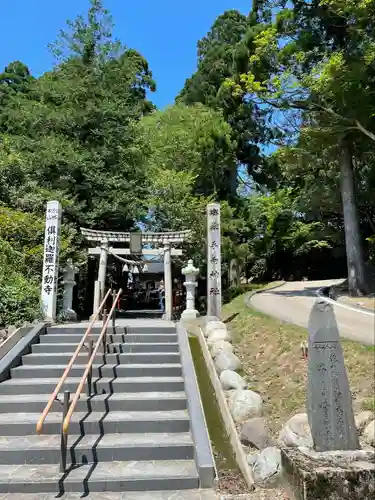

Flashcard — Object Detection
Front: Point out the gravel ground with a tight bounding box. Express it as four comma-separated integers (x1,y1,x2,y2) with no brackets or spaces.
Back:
218,488,291,499
216,469,291,499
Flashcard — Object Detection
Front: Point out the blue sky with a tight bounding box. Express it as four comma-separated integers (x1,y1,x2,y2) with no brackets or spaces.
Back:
0,0,251,108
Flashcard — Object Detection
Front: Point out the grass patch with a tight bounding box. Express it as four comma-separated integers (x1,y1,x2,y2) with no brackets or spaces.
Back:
363,397,375,412
222,292,375,435
188,336,238,472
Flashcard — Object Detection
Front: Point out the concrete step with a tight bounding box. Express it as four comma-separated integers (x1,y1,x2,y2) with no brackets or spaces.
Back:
21,351,179,366
11,363,182,379
0,459,198,493
0,391,187,414
32,344,181,359
47,326,176,335
0,376,185,395
0,432,194,465
39,334,179,345
0,489,217,499
0,410,190,436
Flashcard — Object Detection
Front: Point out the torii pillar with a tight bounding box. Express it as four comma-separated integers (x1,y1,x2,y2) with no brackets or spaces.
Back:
163,242,173,321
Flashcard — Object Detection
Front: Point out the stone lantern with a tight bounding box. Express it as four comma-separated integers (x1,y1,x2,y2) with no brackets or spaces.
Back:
181,259,199,319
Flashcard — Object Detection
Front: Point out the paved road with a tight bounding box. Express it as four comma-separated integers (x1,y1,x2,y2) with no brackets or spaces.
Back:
250,280,375,345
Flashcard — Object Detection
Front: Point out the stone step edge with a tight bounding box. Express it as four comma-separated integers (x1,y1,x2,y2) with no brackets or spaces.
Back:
0,391,187,402
0,432,193,451
0,409,189,423
0,376,184,385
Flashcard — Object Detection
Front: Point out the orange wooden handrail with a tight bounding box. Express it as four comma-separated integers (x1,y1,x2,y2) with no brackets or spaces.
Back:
36,288,112,435
62,288,123,435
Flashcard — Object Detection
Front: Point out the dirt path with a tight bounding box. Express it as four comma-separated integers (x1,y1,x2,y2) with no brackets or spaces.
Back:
250,280,374,345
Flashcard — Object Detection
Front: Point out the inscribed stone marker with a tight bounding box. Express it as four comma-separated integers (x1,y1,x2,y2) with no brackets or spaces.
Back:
307,299,360,452
41,200,62,321
206,203,221,318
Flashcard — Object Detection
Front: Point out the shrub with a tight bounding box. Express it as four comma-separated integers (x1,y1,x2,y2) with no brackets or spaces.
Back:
0,238,42,326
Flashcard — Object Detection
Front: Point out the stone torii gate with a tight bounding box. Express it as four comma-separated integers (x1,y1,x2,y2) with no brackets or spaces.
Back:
81,228,191,321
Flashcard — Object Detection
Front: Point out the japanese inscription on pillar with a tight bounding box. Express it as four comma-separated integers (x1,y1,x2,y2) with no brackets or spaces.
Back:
207,203,221,317
307,299,360,452
41,201,62,321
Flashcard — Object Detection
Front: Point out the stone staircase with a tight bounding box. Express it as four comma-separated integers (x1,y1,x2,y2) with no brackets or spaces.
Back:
0,322,215,497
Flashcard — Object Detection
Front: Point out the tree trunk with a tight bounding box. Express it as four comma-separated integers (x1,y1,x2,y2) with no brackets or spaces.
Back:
339,141,369,296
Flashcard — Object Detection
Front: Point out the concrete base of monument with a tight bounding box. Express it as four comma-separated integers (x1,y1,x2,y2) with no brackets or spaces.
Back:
181,309,200,320
281,446,375,500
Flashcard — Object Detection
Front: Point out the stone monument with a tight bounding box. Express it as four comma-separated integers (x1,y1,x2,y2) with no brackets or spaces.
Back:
62,259,79,321
206,203,222,318
307,299,360,451
281,299,374,500
181,259,199,320
41,200,62,322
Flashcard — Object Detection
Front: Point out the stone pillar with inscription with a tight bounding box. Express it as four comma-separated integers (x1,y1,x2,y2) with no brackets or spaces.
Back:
206,203,222,318
307,299,360,451
41,200,62,322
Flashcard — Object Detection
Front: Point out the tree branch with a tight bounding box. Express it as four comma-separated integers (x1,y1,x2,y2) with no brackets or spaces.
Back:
355,120,375,142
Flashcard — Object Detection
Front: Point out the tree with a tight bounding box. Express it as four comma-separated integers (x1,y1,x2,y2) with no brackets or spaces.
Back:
140,103,236,200
0,0,155,230
0,61,34,112
228,0,375,294
178,10,276,193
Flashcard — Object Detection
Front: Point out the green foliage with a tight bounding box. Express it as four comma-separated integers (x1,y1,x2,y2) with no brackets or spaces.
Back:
0,61,34,110
225,0,375,293
0,239,41,326
140,103,236,199
0,0,155,230
238,191,335,280
0,0,155,322
178,10,276,190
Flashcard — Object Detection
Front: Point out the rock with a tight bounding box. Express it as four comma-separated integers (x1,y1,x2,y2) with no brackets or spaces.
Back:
214,351,241,374
240,417,275,450
363,420,375,447
229,389,262,422
355,411,374,433
247,447,282,487
0,329,7,342
204,320,227,338
207,329,231,345
278,413,313,448
211,340,233,358
220,370,246,390
7,325,17,336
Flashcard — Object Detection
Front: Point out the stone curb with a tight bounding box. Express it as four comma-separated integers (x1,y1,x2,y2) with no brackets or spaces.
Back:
317,285,375,315
196,326,255,491
177,323,217,488
0,323,48,383
244,282,287,309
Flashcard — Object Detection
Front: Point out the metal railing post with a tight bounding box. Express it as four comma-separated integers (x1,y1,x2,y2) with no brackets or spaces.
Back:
112,289,116,331
60,390,70,473
87,339,93,396
102,308,108,353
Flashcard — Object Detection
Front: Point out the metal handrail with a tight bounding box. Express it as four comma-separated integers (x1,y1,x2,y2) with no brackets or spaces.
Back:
62,288,122,435
36,288,112,435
